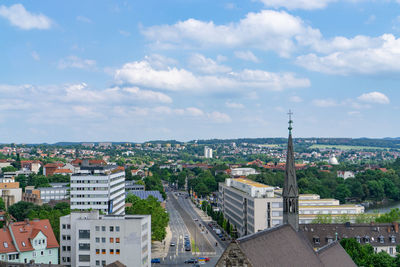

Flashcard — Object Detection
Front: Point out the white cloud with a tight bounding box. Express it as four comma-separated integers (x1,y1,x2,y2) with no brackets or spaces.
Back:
114,57,310,92
234,51,259,63
188,54,231,74
289,96,303,103
76,16,92,23
185,107,204,116
122,87,172,103
296,34,400,75
58,56,97,70
226,101,244,109
312,99,338,107
142,10,320,57
357,92,390,104
0,4,52,30
208,111,232,123
31,51,40,61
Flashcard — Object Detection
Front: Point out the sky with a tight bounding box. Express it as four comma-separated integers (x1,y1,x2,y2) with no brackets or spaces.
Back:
0,0,399,143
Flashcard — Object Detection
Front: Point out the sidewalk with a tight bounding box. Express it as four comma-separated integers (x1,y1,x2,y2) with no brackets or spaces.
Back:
151,224,172,258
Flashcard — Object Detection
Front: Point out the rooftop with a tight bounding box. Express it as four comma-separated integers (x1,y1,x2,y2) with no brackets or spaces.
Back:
234,178,272,188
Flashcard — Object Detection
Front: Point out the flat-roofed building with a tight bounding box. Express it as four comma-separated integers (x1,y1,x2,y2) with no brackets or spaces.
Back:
60,210,151,267
70,165,125,215
218,178,364,237
38,183,69,203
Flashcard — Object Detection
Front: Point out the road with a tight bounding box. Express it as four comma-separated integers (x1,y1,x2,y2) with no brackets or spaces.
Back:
156,191,225,266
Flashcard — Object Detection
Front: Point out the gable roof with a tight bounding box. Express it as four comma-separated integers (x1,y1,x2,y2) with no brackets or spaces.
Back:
316,241,357,267
0,227,17,254
8,219,59,252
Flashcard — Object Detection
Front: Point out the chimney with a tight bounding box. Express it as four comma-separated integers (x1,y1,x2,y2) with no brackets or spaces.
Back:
394,222,399,233
388,226,391,233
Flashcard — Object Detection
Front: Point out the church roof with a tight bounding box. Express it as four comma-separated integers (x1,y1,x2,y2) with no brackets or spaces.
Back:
216,224,356,267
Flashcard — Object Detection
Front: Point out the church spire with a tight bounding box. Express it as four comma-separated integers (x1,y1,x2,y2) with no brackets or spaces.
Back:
283,110,299,231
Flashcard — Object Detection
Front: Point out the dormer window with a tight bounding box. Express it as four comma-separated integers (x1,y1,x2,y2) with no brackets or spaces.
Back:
364,236,370,243
356,236,361,243
313,236,320,244
22,242,26,247
326,236,334,243
3,242,8,248
391,236,396,243
378,236,384,244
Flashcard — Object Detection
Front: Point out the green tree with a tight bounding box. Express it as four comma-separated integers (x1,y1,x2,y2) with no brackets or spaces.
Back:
0,197,5,211
334,184,351,203
1,166,16,173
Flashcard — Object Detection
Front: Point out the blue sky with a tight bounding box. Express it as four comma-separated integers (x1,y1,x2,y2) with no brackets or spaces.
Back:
0,0,399,143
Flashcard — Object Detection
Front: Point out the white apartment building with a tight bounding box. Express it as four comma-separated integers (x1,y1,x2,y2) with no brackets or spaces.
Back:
70,165,125,215
230,168,259,177
60,211,151,267
218,178,283,237
218,178,364,237
204,146,213,159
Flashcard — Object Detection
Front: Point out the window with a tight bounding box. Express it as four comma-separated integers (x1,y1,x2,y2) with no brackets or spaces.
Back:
110,226,114,232
62,224,66,229
96,249,100,255
33,252,36,257
379,236,384,244
102,226,106,231
116,226,120,232
110,238,114,243
313,237,320,244
3,242,8,248
116,237,120,243
41,251,44,256
67,224,71,229
79,255,90,262
79,230,90,239
49,250,52,255
62,246,66,251
96,237,100,243
390,247,394,255
102,260,106,266
102,237,106,243
116,249,120,255
95,226,100,231
110,249,114,254
102,249,106,254
67,246,71,251
96,260,100,266
79,243,90,251
391,236,396,243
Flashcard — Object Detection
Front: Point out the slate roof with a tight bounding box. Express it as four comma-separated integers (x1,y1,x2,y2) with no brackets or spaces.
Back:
300,223,400,249
216,224,356,267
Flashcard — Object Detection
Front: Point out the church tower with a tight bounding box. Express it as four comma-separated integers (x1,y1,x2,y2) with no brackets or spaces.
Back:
283,110,299,231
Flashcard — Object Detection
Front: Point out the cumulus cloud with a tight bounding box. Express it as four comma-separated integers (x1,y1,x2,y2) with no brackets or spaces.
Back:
357,92,390,104
0,4,52,30
208,111,232,123
142,10,320,57
234,51,259,62
296,34,400,75
58,56,97,70
188,54,231,74
289,96,303,103
114,57,310,92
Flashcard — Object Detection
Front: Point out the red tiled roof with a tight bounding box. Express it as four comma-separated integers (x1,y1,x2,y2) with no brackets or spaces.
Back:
72,159,107,165
53,169,73,174
44,163,63,168
9,219,59,252
0,228,17,253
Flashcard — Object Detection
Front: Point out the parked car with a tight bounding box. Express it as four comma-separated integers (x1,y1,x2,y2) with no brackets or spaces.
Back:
170,242,176,246
185,258,198,264
151,258,161,263
185,246,191,251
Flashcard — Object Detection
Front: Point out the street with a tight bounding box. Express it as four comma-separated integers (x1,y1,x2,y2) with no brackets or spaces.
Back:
155,191,225,266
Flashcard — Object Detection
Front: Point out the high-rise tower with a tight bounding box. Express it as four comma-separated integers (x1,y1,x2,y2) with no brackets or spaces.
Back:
283,110,299,231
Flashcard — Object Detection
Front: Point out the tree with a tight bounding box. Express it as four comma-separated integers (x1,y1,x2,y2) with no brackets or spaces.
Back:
334,184,351,203
0,197,5,211
1,166,16,173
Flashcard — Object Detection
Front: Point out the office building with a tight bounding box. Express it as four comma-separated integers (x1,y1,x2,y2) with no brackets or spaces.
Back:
60,211,151,267
204,146,213,159
125,180,145,191
38,183,69,203
230,168,259,177
70,164,125,215
0,219,59,264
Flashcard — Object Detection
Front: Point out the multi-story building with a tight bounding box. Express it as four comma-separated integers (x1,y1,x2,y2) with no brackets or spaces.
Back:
0,219,59,264
60,211,151,267
230,168,259,177
125,180,145,191
70,164,125,215
218,178,283,237
23,186,42,206
0,181,22,208
218,178,364,237
204,146,213,159
38,183,69,203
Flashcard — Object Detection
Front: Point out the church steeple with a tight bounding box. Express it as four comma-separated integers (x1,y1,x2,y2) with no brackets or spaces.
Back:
283,110,299,231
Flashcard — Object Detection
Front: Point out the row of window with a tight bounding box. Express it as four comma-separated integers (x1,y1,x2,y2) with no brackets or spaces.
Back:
95,237,120,243
62,224,71,229
95,226,120,232
95,248,121,255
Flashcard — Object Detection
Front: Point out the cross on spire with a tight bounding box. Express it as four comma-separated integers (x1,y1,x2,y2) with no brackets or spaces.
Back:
288,110,293,134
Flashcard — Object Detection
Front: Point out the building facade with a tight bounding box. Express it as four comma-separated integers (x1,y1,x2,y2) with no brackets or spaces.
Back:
204,146,213,159
38,183,69,203
60,211,151,267
70,165,125,215
0,219,59,264
125,180,145,191
230,168,259,177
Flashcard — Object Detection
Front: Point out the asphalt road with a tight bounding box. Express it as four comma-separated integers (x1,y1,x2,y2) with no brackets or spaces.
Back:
156,192,224,266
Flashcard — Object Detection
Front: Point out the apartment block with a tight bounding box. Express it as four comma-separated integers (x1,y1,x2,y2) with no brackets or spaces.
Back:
60,211,151,267
218,178,364,237
70,165,125,215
